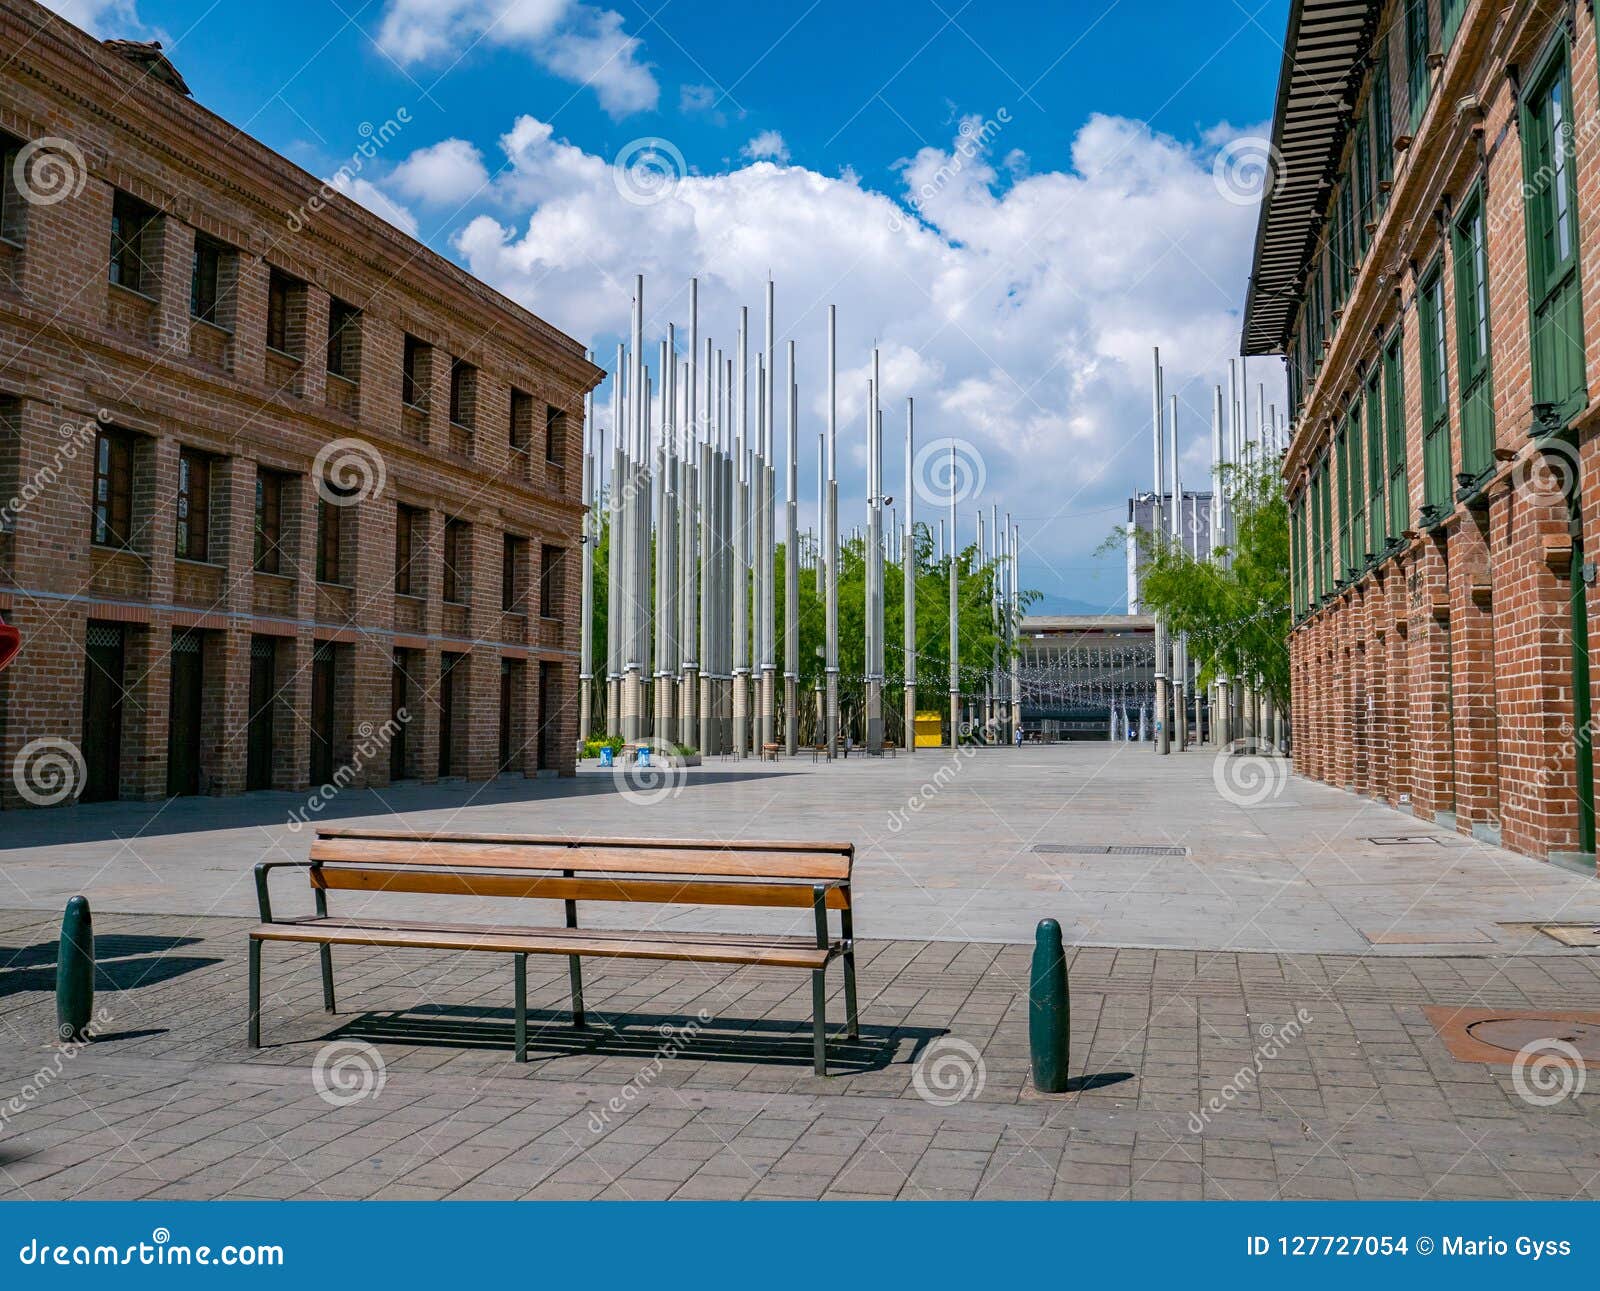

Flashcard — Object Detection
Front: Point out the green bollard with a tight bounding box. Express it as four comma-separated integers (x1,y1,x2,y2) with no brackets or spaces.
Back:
55,895,94,1044
1029,917,1070,1093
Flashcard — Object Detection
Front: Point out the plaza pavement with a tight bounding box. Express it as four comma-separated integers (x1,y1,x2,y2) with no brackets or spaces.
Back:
1,745,1599,1200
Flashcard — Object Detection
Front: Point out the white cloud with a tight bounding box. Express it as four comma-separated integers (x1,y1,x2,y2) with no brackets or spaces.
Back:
37,0,149,36
376,0,657,116
329,173,419,236
741,130,789,163
450,113,1282,605
389,138,491,205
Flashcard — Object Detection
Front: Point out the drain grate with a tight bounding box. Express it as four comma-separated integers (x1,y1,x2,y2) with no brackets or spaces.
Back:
1033,843,1188,857
1367,835,1445,846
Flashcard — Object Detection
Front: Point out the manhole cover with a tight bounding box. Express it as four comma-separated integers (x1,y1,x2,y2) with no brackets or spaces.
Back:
1466,1018,1600,1062
1367,835,1444,846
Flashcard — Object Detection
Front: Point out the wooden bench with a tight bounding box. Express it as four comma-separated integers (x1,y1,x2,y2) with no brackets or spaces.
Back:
760,742,781,761
248,828,859,1074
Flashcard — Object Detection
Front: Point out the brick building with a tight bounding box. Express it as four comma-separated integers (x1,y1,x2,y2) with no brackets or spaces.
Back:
0,0,602,808
1245,0,1598,869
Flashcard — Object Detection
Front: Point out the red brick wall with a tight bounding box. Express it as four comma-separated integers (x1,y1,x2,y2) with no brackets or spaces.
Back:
1280,0,1600,865
0,0,601,807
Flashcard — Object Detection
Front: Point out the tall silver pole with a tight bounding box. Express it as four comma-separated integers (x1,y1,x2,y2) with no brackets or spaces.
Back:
1212,382,1228,747
1009,518,1022,739
947,439,959,747
784,339,799,755
903,397,916,755
733,308,749,756
1152,346,1169,755
824,305,840,758
866,350,883,753
607,343,624,736
579,355,595,749
1169,392,1186,753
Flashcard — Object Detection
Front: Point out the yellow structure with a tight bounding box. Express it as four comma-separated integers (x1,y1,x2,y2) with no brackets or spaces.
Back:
914,712,943,748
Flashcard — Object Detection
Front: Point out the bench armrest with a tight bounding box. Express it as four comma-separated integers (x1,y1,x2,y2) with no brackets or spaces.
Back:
253,860,315,923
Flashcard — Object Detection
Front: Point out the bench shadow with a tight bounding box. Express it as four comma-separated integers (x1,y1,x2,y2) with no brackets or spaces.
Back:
0,953,221,998
327,1003,938,1074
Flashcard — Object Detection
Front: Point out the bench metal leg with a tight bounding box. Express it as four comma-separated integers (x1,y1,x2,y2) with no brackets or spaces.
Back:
811,968,827,1076
514,953,528,1063
842,952,860,1040
319,945,336,1013
247,938,262,1048
567,957,586,1029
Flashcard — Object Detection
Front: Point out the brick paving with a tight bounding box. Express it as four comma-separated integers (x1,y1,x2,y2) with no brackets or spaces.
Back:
3,907,1598,1201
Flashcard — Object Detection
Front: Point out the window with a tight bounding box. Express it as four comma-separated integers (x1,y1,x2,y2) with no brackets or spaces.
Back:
395,504,419,597
254,468,284,574
502,534,526,612
1418,265,1452,517
1371,44,1393,205
1335,419,1351,577
92,428,134,548
190,237,225,323
1365,367,1385,558
545,403,567,466
1452,186,1495,482
510,388,533,452
109,192,156,293
175,448,210,561
539,543,565,618
1383,332,1408,541
265,269,300,355
326,299,360,379
1405,0,1430,129
449,359,476,428
1347,400,1364,575
1521,37,1586,426
0,133,24,244
317,490,349,584
402,335,429,408
443,517,469,604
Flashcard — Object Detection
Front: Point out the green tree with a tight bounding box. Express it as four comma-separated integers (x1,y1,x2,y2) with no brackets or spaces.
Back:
1121,453,1290,709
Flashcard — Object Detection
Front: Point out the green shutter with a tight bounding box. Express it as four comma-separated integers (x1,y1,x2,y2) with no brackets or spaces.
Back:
1366,370,1385,556
1346,402,1365,576
1441,0,1465,49
1452,185,1495,480
1406,0,1431,129
1372,44,1393,202
1383,333,1408,540
1419,266,1452,517
1521,38,1587,427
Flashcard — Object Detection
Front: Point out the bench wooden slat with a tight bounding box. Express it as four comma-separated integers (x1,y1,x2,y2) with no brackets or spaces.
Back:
318,826,853,856
250,920,836,969
312,867,853,909
308,836,851,880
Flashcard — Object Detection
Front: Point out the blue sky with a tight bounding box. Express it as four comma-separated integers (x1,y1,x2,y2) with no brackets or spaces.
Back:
54,0,1291,610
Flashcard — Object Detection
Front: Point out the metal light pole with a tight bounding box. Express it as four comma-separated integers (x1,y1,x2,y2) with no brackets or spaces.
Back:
1151,347,1169,755
903,398,916,755
824,306,840,758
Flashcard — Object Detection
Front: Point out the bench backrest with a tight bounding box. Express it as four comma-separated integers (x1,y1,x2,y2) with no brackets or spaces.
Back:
304,828,854,910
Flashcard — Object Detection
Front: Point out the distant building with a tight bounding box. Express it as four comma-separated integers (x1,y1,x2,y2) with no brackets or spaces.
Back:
1017,615,1163,741
1125,490,1214,613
